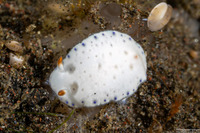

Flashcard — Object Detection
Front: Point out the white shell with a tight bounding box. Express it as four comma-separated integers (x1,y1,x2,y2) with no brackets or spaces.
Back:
49,30,147,108
147,2,173,31
9,53,24,67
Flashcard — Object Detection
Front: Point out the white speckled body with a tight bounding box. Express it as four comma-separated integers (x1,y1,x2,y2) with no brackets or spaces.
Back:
49,30,147,108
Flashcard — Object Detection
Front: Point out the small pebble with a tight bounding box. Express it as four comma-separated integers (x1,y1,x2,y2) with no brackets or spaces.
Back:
189,50,198,59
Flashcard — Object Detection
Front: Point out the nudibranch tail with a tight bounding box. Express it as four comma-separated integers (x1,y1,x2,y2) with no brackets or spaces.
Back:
57,56,64,71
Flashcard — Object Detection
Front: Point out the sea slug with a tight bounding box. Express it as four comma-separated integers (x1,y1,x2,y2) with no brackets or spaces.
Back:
49,30,147,108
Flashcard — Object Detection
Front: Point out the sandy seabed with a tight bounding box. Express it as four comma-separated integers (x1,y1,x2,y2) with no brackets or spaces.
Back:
0,0,199,132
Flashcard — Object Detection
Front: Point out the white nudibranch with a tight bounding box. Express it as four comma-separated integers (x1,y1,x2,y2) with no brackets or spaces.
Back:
49,30,147,108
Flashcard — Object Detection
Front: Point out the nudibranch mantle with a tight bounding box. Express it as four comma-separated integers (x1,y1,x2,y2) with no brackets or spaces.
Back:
49,30,147,108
